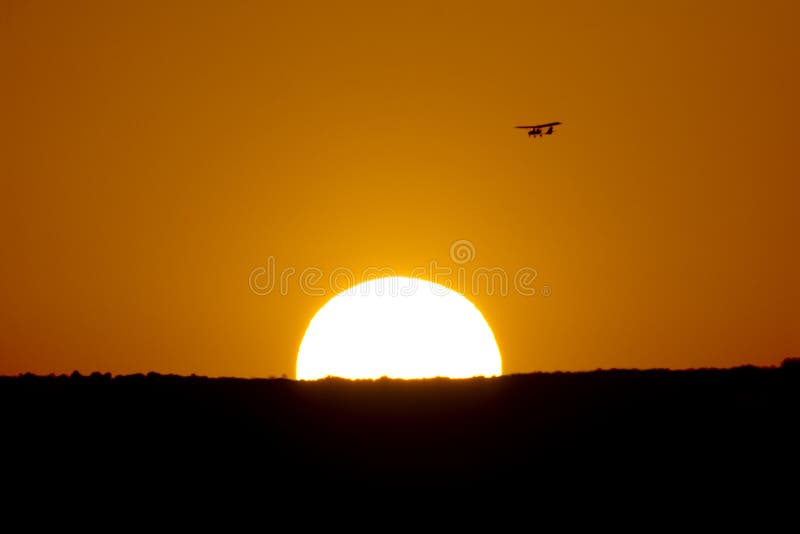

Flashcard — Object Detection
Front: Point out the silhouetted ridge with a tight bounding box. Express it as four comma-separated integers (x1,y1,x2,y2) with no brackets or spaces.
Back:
3,367,798,495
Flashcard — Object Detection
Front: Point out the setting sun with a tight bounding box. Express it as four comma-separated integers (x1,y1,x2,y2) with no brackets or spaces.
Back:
296,277,502,380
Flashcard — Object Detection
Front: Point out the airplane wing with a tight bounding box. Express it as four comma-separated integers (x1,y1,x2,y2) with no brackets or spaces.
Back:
515,122,562,129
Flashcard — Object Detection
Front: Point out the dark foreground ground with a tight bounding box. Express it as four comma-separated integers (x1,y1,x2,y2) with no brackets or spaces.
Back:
4,363,799,498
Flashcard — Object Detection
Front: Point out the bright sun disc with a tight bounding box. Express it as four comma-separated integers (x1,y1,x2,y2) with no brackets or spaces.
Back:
296,276,502,380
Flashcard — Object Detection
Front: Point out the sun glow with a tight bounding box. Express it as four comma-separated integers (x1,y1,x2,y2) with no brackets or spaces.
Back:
296,277,502,380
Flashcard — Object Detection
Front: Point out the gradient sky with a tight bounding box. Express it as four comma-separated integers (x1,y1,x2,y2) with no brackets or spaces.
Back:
3,0,798,377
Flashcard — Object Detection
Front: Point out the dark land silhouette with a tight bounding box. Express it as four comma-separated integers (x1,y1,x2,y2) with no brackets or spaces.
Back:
4,361,799,496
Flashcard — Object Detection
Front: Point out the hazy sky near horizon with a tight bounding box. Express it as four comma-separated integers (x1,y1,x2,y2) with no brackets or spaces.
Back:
2,0,798,377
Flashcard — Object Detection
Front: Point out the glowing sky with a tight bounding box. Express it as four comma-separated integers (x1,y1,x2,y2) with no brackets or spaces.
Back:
2,1,798,376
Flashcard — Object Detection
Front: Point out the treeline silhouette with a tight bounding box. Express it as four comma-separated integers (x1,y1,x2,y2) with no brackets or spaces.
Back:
3,362,799,494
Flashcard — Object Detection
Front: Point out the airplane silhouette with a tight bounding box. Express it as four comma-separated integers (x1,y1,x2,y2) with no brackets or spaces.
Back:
516,122,562,138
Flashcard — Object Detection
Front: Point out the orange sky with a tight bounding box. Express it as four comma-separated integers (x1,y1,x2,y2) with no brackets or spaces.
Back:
2,0,798,377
